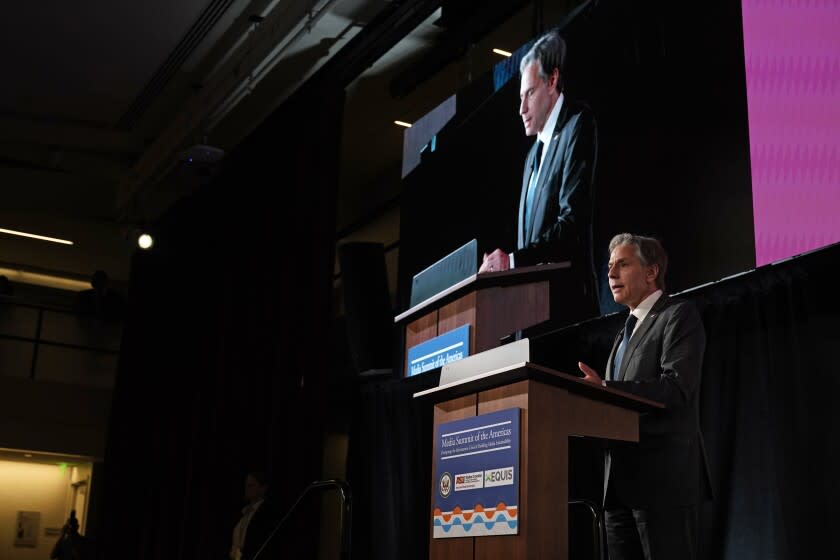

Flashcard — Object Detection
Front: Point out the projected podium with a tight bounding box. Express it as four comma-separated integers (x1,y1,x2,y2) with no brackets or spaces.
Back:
395,262,591,376
414,359,663,560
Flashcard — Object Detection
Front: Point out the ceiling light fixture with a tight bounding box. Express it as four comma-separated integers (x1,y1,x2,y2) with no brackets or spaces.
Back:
0,267,90,291
138,233,154,250
0,228,73,245
492,48,512,57
394,120,412,128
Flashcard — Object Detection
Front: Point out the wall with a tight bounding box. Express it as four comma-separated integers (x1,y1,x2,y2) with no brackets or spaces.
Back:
0,377,112,459
0,298,117,459
0,459,85,560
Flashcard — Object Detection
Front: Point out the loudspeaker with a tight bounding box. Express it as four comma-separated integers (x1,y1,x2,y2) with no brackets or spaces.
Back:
337,242,394,375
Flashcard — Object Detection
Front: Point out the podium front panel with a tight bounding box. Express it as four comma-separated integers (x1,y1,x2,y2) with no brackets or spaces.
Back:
431,395,478,559
428,372,647,559
438,292,476,354
405,310,439,375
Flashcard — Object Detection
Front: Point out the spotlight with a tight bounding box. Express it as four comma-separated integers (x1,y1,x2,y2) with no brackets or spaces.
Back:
138,233,154,250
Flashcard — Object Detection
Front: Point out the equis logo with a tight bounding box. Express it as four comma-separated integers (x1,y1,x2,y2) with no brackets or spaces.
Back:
484,467,514,488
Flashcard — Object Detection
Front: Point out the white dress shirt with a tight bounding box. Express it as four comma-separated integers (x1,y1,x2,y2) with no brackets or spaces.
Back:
628,289,663,337
511,92,565,269
231,498,264,560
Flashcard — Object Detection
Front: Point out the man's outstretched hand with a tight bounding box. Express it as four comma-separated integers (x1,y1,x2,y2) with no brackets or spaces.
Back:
578,361,603,385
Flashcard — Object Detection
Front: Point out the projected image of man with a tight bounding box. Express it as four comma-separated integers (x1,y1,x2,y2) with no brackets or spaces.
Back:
480,29,598,314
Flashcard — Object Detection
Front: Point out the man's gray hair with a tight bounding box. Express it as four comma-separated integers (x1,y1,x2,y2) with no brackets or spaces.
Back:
519,29,566,93
609,233,668,290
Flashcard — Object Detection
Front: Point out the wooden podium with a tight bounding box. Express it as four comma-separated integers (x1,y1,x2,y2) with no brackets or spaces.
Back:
396,263,591,375
414,363,662,560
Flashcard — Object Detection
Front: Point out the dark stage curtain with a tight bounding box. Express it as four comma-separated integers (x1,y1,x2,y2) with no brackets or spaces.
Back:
97,84,344,560
694,244,840,559
347,243,840,559
346,372,437,560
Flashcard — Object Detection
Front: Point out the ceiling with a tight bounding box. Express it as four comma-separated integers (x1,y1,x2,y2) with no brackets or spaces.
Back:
0,446,94,467
0,0,568,293
0,0,380,287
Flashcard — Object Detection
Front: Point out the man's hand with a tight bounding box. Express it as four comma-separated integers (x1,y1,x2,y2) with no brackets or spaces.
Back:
578,361,603,385
479,249,511,273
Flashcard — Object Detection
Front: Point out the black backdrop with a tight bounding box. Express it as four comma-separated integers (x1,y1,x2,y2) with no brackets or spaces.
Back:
348,242,840,560
98,82,344,559
93,2,449,557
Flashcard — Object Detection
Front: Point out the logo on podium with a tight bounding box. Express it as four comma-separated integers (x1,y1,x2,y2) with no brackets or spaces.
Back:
439,472,452,498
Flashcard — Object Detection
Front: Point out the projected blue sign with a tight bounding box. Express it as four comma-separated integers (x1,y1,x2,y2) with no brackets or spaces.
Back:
406,324,470,377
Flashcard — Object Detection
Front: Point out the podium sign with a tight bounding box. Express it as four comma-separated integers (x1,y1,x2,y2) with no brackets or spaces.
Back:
433,408,520,538
407,324,471,377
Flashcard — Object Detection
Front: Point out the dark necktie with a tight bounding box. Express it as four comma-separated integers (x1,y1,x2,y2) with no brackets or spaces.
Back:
611,313,638,381
523,142,544,237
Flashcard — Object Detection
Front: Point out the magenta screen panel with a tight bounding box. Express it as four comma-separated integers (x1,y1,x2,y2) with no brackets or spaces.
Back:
742,0,840,266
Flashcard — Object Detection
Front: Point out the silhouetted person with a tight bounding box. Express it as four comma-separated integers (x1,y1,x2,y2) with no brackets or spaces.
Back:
230,471,280,560
0,275,13,296
74,270,126,319
50,511,89,560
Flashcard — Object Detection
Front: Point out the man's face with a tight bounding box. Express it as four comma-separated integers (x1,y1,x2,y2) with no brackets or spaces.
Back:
244,475,266,502
608,244,658,310
519,61,559,136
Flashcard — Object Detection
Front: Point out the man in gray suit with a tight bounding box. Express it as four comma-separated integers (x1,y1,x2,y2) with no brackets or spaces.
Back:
578,233,712,560
479,29,598,315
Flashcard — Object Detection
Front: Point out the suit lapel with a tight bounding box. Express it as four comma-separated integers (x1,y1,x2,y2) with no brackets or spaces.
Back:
527,137,558,241
618,295,669,381
524,100,569,243
518,141,540,247
605,327,623,381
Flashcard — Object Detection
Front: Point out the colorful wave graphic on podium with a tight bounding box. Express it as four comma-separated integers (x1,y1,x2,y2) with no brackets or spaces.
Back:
433,503,518,538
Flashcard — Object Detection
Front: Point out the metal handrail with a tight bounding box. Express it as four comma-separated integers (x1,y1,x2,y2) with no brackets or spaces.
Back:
253,478,352,560
569,498,606,560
